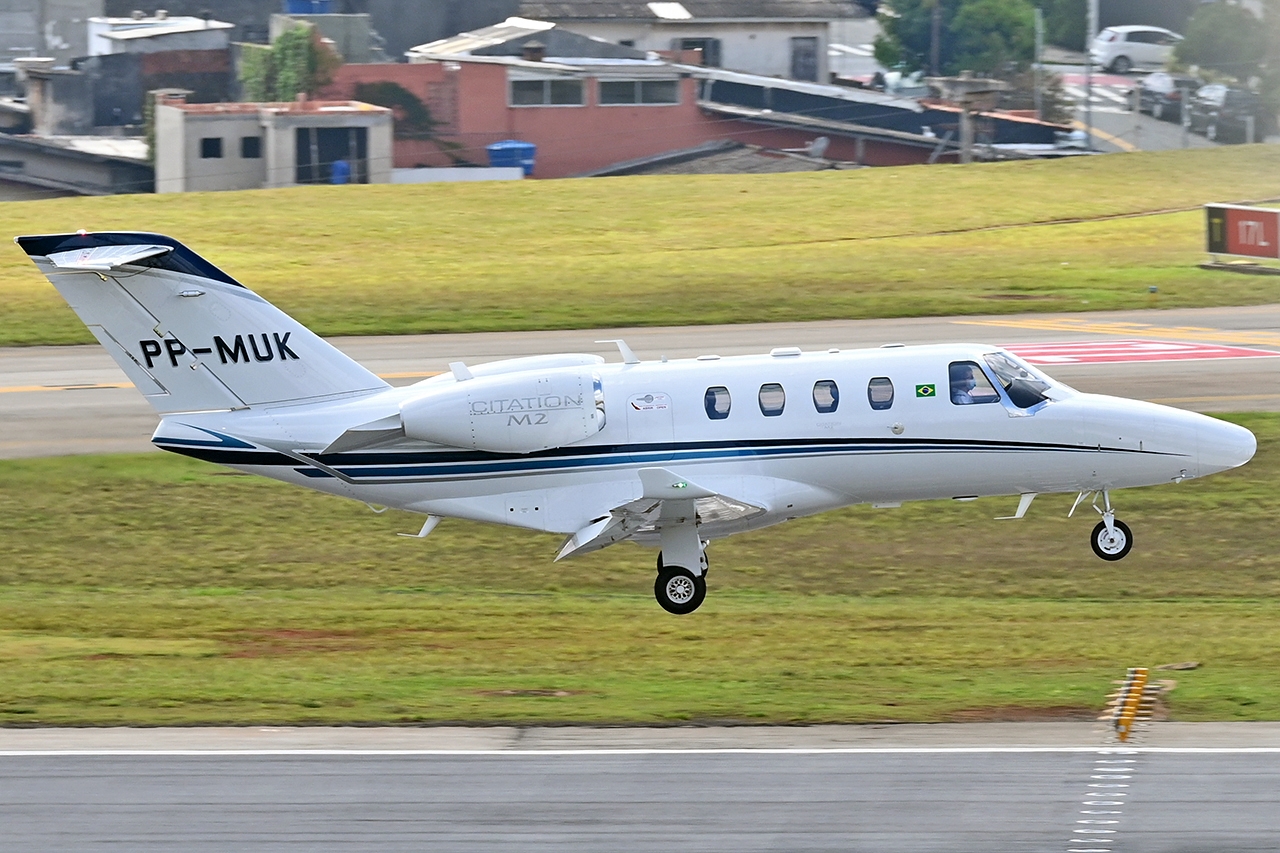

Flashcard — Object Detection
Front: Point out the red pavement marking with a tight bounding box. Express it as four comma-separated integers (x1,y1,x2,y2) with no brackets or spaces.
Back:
1004,339,1280,365
1060,73,1133,87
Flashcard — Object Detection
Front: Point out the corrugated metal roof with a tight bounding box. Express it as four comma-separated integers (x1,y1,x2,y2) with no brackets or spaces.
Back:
586,140,852,176
519,1,862,20
411,16,645,59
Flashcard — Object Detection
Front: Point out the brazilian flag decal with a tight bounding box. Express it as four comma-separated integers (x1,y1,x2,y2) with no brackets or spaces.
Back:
916,384,936,398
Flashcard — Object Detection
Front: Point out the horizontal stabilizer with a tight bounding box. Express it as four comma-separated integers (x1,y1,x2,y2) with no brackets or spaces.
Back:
48,244,172,272
322,414,406,455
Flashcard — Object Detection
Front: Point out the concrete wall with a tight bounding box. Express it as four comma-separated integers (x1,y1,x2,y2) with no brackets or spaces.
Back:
0,0,103,68
552,21,830,82
155,106,266,193
0,136,152,195
261,108,392,188
271,13,377,63
27,69,93,134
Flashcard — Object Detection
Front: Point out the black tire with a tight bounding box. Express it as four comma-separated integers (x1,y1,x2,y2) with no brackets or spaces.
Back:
654,566,706,615
1152,99,1164,121
1110,56,1132,75
1206,122,1217,142
1091,519,1133,561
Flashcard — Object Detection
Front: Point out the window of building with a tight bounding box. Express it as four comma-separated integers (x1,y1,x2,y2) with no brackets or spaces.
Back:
758,383,785,417
598,79,680,105
704,386,731,420
679,37,721,67
867,377,894,410
949,361,1001,405
240,136,262,158
199,137,223,159
813,379,839,413
510,78,584,106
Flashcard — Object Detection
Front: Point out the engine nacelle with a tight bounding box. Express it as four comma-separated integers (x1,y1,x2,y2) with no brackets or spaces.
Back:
399,366,605,453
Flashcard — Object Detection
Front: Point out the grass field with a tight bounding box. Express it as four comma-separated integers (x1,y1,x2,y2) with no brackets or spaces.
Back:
3,146,1280,346
1,413,1277,726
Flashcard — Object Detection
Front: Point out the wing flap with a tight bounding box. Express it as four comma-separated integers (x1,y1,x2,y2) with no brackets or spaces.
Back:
556,468,767,561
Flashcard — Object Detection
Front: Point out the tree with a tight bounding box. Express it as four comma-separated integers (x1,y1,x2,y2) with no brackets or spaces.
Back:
874,0,1037,76
238,25,343,102
1039,0,1085,52
1174,1,1267,80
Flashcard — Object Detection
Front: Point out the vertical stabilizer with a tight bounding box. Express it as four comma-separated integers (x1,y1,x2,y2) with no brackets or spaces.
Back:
16,232,389,414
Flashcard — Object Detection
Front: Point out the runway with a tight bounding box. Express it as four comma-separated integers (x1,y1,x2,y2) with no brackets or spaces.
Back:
3,305,1280,458
2,724,1279,852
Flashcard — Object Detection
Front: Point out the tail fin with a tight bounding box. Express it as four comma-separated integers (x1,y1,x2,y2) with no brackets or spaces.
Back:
16,232,388,413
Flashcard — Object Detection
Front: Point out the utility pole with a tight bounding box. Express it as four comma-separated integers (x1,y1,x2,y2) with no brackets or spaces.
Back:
930,1,942,76
1084,0,1098,150
1034,6,1044,119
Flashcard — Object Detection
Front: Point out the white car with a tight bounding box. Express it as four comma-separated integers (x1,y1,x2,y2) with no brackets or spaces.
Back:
1090,25,1182,74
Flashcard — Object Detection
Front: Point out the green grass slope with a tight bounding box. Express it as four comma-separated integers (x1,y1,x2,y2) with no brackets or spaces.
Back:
2,147,1279,346
1,414,1276,726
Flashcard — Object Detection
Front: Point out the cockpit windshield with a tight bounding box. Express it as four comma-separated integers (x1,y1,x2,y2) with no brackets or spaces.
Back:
983,352,1052,409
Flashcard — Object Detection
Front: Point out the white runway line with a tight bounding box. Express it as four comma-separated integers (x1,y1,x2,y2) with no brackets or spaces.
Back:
3,746,1280,757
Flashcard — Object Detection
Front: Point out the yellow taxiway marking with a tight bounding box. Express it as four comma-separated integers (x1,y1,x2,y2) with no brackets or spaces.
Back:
954,317,1280,350
0,371,442,395
1070,120,1139,152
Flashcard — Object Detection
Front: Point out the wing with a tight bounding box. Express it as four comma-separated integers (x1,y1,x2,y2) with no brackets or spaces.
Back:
555,467,767,561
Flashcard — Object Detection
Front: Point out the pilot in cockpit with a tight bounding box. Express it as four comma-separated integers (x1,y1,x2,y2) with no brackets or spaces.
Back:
950,363,977,404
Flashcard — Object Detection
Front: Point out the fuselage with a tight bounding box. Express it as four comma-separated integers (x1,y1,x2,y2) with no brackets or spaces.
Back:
154,342,1257,538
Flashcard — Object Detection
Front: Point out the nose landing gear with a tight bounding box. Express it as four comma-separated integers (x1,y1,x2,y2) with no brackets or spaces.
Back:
1073,489,1134,561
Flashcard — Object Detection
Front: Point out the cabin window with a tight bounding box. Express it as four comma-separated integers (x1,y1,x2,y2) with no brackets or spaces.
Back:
758,383,786,417
867,377,894,410
813,379,839,413
983,352,1050,409
949,361,1000,405
704,386,731,420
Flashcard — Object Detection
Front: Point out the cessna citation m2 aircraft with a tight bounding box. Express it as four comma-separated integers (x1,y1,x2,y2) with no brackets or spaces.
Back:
18,232,1257,614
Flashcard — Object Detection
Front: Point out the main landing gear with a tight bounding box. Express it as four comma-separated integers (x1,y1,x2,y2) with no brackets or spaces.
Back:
653,535,710,615
1072,489,1134,562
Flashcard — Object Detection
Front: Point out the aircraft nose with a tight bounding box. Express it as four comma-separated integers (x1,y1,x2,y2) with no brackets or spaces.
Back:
1199,417,1256,475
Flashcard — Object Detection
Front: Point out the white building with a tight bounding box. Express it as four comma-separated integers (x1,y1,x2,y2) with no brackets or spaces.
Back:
515,1,868,82
87,11,233,56
154,93,393,193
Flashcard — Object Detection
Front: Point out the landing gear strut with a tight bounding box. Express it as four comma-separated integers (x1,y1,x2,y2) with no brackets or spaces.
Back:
1073,489,1133,561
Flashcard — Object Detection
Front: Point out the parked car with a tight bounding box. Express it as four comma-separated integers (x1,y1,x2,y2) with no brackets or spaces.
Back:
1137,72,1203,122
1187,84,1275,143
1090,25,1182,74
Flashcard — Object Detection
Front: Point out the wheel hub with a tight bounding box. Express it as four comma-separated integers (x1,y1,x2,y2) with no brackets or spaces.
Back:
665,575,696,604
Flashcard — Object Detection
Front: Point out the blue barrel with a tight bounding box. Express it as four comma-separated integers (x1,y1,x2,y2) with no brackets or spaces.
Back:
284,0,333,13
485,140,536,176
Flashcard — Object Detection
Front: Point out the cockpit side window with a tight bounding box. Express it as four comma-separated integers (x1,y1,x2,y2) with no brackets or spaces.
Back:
705,386,731,420
948,361,1000,405
983,352,1050,409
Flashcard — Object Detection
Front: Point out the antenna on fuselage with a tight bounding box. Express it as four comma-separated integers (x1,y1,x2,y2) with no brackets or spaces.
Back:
597,340,640,364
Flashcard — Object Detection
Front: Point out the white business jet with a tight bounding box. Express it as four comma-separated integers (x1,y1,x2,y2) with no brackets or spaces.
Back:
17,232,1257,614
